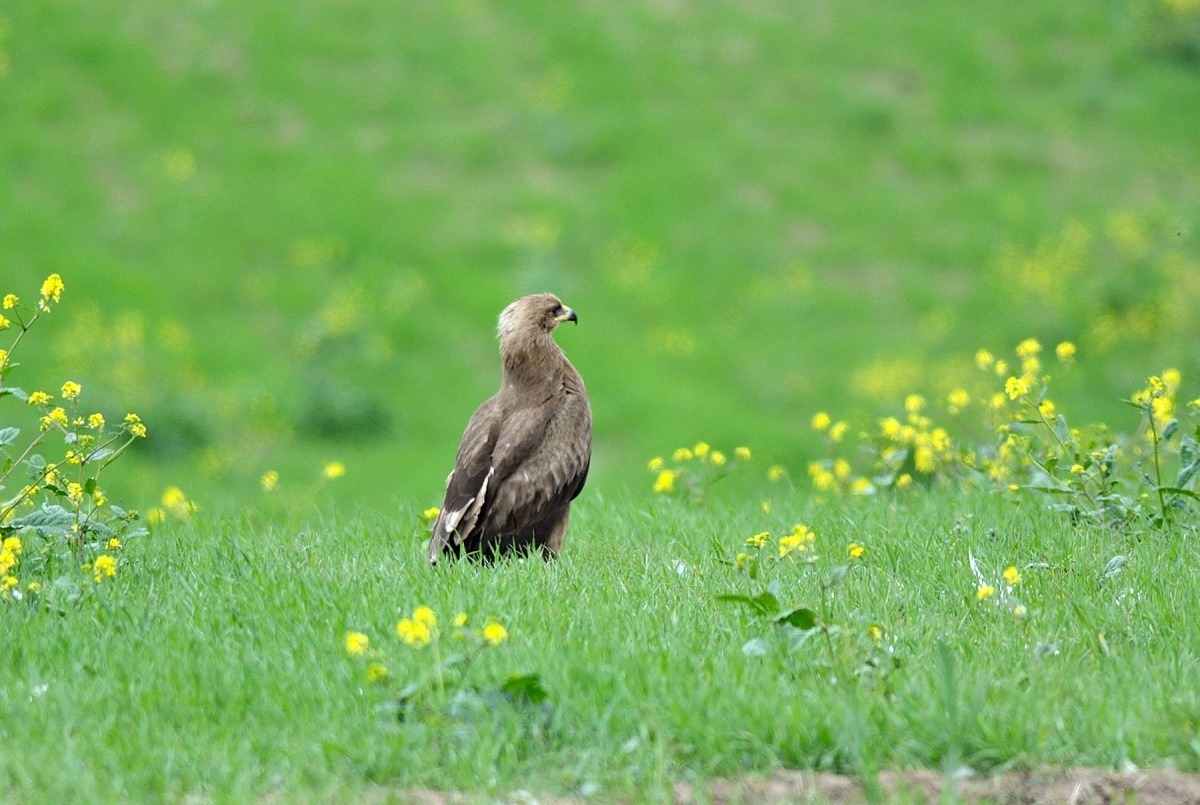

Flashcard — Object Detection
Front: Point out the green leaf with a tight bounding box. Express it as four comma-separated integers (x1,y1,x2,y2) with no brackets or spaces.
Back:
1176,460,1199,491
1158,486,1200,502
0,387,28,402
8,504,74,537
1162,418,1179,441
88,448,115,464
0,427,19,446
824,565,850,589
741,637,770,657
714,592,779,617
773,606,817,629
1101,555,1127,580
1054,414,1071,444
1180,435,1197,471
501,673,549,704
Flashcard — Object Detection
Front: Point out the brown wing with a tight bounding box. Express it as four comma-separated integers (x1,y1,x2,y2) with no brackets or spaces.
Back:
479,385,591,541
427,396,501,561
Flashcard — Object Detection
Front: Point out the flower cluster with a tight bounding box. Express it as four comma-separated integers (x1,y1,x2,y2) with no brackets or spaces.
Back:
2,275,150,598
648,441,752,501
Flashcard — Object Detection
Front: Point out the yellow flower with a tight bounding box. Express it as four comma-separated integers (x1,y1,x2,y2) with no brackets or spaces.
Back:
124,413,147,438
745,531,771,549
760,500,771,514
67,482,84,505
87,413,105,429
990,392,1008,410
323,461,346,479
975,349,995,370
848,542,865,559
1163,368,1181,391
735,552,750,570
1005,376,1029,400
396,618,431,648
366,662,389,683
344,631,370,656
92,554,117,582
4,536,22,554
0,314,9,330
904,394,925,414
422,506,441,520
1055,341,1076,361
2,576,17,590
766,465,786,482
1038,400,1056,418
994,359,1009,376
811,411,831,431
260,470,279,492
60,380,82,400
146,508,166,525
879,417,902,440
1016,338,1041,358
976,584,995,600
693,442,710,458
868,624,883,642
1012,605,1027,618
40,274,65,303
896,473,913,488
653,469,676,494
27,391,52,406
26,582,39,593
412,606,437,629
672,447,693,462
828,421,849,443
108,538,121,550
481,620,509,645
914,446,936,474
947,389,970,412
1003,566,1021,586
1070,463,1085,475
1021,356,1041,375
710,450,727,466
850,477,871,495
647,456,664,472
453,612,468,627
2,293,17,309
734,446,751,461
779,524,815,557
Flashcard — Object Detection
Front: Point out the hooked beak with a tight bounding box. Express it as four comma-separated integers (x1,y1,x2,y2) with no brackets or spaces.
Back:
554,306,578,325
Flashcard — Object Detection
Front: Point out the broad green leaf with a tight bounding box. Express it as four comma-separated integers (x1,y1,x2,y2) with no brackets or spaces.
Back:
0,387,28,402
501,673,549,704
1180,435,1197,471
714,592,779,616
8,504,74,536
0,426,19,446
88,448,115,464
824,565,849,589
1101,555,1127,579
1162,418,1179,440
1176,460,1199,491
1158,486,1200,502
774,606,817,629
741,637,770,657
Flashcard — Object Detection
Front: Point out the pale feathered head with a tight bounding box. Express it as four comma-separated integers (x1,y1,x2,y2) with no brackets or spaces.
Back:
497,293,578,341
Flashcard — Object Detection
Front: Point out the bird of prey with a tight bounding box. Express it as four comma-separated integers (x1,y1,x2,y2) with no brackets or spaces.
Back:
428,293,591,563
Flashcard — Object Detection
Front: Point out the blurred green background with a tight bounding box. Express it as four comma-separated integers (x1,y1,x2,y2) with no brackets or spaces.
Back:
3,0,1199,513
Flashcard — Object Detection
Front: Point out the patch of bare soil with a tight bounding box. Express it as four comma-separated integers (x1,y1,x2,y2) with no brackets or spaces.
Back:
674,768,1200,805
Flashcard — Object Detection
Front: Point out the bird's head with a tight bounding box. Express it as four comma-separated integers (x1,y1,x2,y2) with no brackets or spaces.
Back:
498,293,578,341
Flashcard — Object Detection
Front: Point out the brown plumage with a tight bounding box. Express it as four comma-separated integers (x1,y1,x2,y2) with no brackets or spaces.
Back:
428,293,591,563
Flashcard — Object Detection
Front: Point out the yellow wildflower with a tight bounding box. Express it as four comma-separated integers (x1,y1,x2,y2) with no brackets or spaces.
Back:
914,446,936,474
124,413,147,438
453,612,468,627
647,456,664,472
0,314,9,330
482,620,509,645
396,618,431,648
27,391,51,406
260,470,279,492
3,537,21,554
1016,338,1041,358
60,380,82,400
693,442,710,458
848,542,865,559
990,392,1007,410
2,293,17,309
975,349,995,371
879,417,902,440
322,461,346,479
344,631,370,656
760,500,771,514
3,576,17,591
1163,368,1181,391
1070,463,1085,474
904,394,925,414
92,554,117,582
1038,400,1056,418
828,421,849,443
40,274,65,303
896,473,913,488
849,477,872,495
366,662,389,683
1003,566,1021,586
1022,356,1041,374
673,447,693,462
653,469,676,494
710,450,727,466
146,508,166,525
412,606,437,629
778,524,815,558
868,624,883,642
947,389,970,412
811,411,831,431
994,359,1009,376
745,531,770,549
108,538,121,550
87,413,105,429
976,584,995,600
1055,341,1076,361
1005,376,1029,400
1012,605,1027,618
808,462,837,491
734,446,751,461
67,482,84,505
766,465,786,482
422,506,441,520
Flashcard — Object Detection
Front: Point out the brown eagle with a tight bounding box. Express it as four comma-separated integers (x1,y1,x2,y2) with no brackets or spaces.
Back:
428,293,591,563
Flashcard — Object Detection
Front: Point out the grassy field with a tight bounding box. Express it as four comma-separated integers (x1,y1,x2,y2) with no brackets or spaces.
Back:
3,489,1199,803
4,1,1200,802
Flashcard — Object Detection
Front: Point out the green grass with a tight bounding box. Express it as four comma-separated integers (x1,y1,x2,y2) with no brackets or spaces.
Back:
4,490,1198,802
